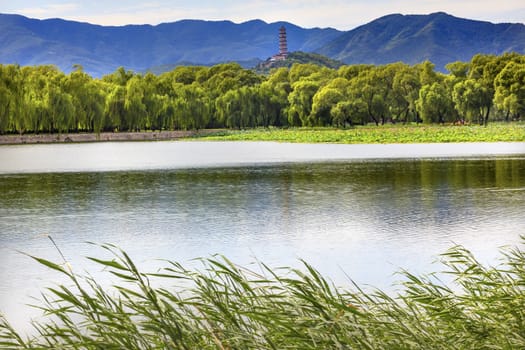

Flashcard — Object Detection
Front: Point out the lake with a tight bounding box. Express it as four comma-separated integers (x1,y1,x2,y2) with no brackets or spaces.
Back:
1,141,525,332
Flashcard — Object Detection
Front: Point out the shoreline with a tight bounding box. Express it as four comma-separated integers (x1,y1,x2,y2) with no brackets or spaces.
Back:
1,124,524,145
0,130,219,145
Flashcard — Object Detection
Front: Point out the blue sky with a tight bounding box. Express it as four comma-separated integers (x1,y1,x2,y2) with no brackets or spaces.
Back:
1,0,524,30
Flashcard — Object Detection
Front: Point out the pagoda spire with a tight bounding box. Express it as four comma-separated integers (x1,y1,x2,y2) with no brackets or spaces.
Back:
266,25,289,63
278,26,288,57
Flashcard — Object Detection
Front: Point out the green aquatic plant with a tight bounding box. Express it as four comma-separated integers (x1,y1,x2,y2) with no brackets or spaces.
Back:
1,239,525,349
196,123,525,143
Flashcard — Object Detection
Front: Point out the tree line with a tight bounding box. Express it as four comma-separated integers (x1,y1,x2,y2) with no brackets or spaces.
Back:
0,53,524,134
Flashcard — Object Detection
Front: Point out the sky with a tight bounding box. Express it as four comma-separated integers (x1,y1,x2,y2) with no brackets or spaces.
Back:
1,0,524,30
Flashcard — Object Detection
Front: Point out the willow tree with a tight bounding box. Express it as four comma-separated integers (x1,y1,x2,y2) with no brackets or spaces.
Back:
494,61,525,120
287,80,320,126
44,83,75,133
0,65,18,133
105,85,126,131
258,67,291,127
390,64,421,123
310,77,350,126
348,67,391,126
67,67,106,132
0,83,10,133
416,82,455,124
173,83,211,130
215,89,242,128
124,75,147,131
452,79,492,125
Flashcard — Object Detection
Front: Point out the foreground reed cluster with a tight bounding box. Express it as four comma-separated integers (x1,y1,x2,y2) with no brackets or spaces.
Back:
2,241,525,349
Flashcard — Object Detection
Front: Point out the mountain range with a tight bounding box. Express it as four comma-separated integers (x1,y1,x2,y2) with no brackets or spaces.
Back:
1,12,524,77
317,12,525,70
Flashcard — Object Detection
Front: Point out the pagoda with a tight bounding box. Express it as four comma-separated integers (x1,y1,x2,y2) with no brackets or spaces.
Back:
271,26,288,61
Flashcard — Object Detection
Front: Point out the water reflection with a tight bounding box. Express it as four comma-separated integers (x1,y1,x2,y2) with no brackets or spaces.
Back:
0,158,524,332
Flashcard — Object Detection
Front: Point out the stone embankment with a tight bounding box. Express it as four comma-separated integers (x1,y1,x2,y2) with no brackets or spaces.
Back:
0,130,216,145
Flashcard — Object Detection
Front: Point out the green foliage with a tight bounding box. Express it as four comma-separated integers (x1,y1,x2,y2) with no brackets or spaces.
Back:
494,59,525,120
255,51,343,74
0,53,524,136
417,83,455,124
197,124,525,143
287,79,321,126
446,61,470,78
2,240,525,349
452,79,492,124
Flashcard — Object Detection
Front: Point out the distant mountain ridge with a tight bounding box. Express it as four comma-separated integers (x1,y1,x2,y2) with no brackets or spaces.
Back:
1,12,524,76
0,14,341,76
317,12,525,71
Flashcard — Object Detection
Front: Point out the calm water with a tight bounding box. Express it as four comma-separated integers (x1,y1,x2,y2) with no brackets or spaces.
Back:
1,142,525,332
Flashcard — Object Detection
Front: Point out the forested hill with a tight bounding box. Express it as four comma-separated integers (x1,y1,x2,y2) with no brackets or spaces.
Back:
0,14,341,77
317,12,525,71
1,12,524,77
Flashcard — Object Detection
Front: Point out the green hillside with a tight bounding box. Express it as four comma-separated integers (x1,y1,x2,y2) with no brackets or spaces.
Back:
255,51,343,73
317,12,525,71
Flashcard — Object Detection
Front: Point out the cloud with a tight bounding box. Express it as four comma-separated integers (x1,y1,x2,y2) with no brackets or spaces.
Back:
15,2,80,18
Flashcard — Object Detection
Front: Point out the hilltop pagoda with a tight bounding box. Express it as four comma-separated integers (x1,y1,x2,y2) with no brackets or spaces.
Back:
271,26,288,61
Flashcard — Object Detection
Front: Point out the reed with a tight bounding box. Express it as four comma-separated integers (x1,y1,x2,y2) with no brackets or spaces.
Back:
2,240,525,349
